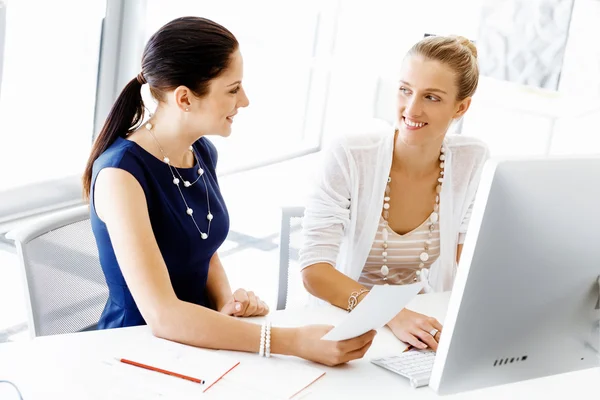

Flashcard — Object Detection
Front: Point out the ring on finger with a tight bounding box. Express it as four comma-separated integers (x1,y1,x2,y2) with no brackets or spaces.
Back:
429,328,439,337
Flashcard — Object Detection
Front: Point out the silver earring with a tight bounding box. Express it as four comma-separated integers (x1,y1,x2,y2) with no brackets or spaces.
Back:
185,108,190,111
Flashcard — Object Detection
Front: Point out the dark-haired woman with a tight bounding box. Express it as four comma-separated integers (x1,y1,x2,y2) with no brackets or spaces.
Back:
83,17,375,367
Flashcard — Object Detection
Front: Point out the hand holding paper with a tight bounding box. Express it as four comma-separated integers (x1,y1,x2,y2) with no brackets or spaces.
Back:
321,282,423,341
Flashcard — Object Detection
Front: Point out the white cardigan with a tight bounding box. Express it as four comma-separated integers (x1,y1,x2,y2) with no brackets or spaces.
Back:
299,122,489,293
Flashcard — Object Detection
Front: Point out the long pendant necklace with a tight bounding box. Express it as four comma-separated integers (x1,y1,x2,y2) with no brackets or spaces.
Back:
380,146,446,282
145,120,213,240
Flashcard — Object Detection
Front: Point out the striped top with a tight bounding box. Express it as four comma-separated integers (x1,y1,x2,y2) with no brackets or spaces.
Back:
358,216,440,288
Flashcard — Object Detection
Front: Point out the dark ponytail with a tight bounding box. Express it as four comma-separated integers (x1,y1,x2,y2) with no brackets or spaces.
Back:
82,77,145,200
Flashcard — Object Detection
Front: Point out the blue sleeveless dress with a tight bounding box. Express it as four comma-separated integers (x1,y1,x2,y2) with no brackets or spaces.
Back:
90,136,229,329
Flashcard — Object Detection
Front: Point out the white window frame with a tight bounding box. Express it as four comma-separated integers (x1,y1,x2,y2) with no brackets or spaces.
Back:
0,0,343,235
0,0,129,234
114,1,341,175
0,1,6,96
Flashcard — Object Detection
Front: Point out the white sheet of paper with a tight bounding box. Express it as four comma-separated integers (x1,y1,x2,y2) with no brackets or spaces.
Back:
321,282,424,341
108,336,240,396
224,356,326,399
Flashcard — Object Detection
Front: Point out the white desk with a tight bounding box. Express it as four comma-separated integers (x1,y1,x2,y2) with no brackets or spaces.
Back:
0,292,597,399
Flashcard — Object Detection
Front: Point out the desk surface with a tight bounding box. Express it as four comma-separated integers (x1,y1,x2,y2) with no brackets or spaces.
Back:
0,292,597,399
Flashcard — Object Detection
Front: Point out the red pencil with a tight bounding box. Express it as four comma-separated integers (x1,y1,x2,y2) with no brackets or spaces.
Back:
118,358,205,384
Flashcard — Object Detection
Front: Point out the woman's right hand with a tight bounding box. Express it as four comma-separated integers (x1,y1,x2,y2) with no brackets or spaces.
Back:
291,325,377,367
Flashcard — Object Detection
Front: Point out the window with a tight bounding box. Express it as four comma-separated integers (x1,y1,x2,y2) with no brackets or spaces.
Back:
142,0,339,174
0,0,105,191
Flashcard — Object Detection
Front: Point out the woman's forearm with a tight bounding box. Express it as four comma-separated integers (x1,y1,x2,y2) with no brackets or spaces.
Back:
301,262,369,310
152,300,296,356
205,253,233,311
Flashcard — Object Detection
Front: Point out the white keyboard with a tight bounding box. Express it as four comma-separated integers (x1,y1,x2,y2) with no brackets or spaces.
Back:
371,350,436,388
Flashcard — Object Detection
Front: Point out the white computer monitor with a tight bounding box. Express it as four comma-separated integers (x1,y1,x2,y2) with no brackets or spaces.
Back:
430,157,600,395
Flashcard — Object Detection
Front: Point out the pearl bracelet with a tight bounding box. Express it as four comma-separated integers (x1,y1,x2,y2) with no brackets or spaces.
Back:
259,321,272,358
347,288,370,312
259,322,266,357
265,321,271,358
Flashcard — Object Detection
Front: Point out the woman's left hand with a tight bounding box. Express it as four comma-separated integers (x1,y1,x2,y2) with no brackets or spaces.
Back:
387,308,442,351
219,288,270,317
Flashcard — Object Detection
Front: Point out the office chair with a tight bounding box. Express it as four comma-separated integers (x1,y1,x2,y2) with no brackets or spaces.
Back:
277,206,306,310
6,205,108,338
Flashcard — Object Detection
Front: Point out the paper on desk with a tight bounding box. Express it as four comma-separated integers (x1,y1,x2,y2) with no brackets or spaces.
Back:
224,356,326,399
108,336,240,395
321,282,423,341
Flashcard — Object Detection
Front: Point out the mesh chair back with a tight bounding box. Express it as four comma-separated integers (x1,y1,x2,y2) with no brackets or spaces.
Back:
16,213,107,337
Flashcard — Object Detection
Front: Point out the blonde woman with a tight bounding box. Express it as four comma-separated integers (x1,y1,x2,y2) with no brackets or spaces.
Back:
300,35,489,352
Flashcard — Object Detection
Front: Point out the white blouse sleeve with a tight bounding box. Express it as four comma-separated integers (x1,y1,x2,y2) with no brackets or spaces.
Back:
458,200,474,244
298,137,352,270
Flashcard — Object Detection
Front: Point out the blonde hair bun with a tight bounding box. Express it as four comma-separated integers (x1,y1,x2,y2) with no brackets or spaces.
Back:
452,35,478,59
